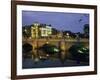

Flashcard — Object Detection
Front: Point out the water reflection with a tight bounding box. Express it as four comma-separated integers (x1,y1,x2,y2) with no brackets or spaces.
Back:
22,40,89,69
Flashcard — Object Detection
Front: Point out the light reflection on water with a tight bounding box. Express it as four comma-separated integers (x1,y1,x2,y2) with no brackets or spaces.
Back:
22,41,89,69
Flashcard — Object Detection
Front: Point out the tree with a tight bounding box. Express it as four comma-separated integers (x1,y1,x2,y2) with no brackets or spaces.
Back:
52,28,59,35
83,24,89,38
22,25,31,38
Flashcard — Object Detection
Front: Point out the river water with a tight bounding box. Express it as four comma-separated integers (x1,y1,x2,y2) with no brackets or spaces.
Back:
22,58,89,69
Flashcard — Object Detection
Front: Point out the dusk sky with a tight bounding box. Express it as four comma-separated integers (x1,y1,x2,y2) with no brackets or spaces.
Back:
22,11,89,33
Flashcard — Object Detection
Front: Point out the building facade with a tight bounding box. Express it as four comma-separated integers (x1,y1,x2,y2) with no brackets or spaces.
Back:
31,22,52,39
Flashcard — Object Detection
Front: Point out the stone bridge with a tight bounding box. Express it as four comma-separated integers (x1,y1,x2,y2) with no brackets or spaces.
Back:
22,38,89,59
23,38,89,52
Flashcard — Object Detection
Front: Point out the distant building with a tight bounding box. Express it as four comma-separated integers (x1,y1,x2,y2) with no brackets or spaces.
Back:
40,25,52,37
30,22,52,38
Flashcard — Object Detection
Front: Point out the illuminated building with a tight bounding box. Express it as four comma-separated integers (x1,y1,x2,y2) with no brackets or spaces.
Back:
31,22,52,38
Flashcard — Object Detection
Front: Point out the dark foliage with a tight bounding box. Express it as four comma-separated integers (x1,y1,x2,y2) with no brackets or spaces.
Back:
69,44,89,62
38,43,60,54
23,43,33,53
